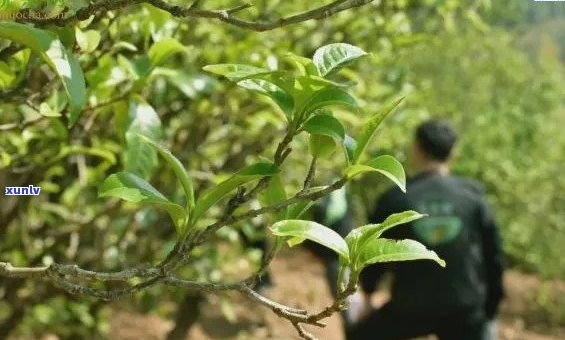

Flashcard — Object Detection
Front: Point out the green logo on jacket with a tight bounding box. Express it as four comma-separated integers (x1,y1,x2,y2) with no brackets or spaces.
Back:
412,202,462,246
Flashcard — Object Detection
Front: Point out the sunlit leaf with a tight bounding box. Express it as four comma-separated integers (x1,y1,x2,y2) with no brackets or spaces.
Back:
57,145,116,164
0,61,16,88
75,27,101,53
345,155,406,192
303,114,345,141
204,63,294,116
148,38,188,67
138,135,195,215
356,211,425,243
352,97,404,164
284,52,319,76
203,64,271,82
347,211,425,258
270,220,350,262
287,236,306,247
291,76,333,118
99,172,187,233
0,22,86,127
237,79,294,116
300,87,358,119
112,41,138,52
39,103,62,117
313,43,368,77
124,98,162,179
357,238,445,269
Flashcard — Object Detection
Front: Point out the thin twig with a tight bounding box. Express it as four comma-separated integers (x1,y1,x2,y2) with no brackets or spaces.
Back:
84,92,130,112
293,322,316,340
0,262,48,278
48,270,165,301
302,156,318,191
19,0,375,32
1,245,357,340
0,116,45,131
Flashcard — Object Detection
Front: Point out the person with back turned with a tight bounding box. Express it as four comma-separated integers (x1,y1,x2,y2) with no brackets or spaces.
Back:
346,119,505,340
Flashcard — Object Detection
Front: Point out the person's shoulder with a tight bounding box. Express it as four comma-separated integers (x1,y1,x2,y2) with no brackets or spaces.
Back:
450,175,486,197
379,183,406,201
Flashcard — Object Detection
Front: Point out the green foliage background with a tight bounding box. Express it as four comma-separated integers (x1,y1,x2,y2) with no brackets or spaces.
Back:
1,0,564,337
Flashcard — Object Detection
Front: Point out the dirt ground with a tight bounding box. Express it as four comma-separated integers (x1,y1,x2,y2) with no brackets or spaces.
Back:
111,248,565,340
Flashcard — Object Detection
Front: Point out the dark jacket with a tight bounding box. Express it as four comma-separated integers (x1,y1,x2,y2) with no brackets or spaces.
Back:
360,171,504,320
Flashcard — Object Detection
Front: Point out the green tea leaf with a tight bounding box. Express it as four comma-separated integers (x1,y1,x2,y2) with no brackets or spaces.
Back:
270,220,350,262
303,114,345,141
237,79,294,116
259,174,288,221
204,64,294,116
57,145,116,164
287,200,316,219
99,172,187,233
203,64,271,81
345,155,406,192
39,103,62,117
291,76,333,118
357,238,445,269
138,135,195,215
124,99,162,179
356,211,425,244
191,162,279,225
352,97,404,164
118,54,151,80
161,70,218,99
113,41,138,52
313,43,368,77
0,61,16,89
309,134,337,158
347,211,425,258
148,38,188,67
284,52,319,76
75,27,101,53
287,236,307,247
300,87,358,119
0,22,86,127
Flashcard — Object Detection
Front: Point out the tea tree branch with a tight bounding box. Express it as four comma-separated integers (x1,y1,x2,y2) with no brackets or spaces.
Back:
1,260,356,330
0,262,161,281
20,0,375,32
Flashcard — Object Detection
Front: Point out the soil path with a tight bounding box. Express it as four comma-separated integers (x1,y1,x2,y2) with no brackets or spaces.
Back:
111,248,565,340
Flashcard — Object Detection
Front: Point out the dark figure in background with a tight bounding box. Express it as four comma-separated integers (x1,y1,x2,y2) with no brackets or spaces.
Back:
347,119,505,340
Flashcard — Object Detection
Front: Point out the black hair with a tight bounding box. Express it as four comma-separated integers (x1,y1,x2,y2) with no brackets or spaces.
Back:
415,119,457,161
